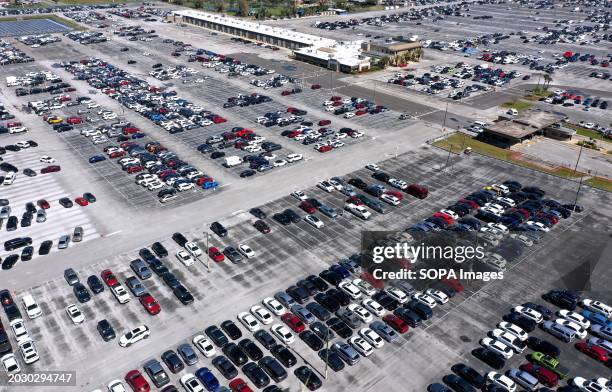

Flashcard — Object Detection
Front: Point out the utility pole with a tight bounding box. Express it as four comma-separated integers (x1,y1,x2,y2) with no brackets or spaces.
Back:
442,101,449,132
572,174,584,212
572,142,584,177
204,226,210,272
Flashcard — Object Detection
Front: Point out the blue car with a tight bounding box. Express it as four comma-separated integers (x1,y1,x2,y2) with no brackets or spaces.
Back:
581,309,612,328
195,367,219,392
88,155,106,163
330,264,350,279
132,133,145,139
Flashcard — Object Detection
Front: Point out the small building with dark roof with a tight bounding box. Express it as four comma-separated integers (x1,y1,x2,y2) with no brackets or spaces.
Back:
481,109,570,146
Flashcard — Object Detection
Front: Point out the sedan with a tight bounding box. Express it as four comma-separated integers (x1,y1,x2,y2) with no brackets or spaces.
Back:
362,299,384,317
271,324,295,344
238,244,255,258
512,306,543,323
479,337,513,359
238,312,260,332
192,335,216,358
349,336,374,357
250,305,273,325
65,304,84,324
359,327,384,348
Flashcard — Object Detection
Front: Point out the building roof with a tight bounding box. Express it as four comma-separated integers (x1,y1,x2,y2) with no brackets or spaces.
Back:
513,109,566,129
485,109,567,140
370,40,422,51
295,41,369,67
486,120,540,139
174,10,337,47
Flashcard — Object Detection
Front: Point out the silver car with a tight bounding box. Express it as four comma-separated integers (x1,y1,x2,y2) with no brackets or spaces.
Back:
72,227,84,242
331,341,360,365
58,235,70,249
370,320,398,342
36,209,46,223
291,304,316,325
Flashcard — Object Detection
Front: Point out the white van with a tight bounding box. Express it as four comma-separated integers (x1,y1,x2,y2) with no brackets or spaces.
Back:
507,108,519,116
22,295,42,319
474,120,488,128
3,172,16,186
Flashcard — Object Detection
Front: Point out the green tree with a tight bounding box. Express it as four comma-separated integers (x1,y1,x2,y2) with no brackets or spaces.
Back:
238,0,249,16
543,74,552,89
192,0,203,8
215,0,224,11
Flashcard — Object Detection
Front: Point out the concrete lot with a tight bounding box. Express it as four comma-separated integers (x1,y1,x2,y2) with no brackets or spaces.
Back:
0,4,611,392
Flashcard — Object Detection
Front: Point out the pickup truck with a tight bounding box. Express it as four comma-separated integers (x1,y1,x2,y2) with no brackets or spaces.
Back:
531,352,569,379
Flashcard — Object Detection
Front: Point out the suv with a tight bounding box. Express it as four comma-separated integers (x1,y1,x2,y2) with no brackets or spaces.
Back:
210,222,227,237
96,319,116,341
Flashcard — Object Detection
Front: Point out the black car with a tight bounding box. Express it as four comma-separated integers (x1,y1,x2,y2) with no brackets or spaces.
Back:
173,284,194,305
286,285,309,304
522,302,553,320
2,254,19,270
152,242,168,258
139,248,156,262
526,337,560,357
59,197,73,208
212,355,238,380
6,216,17,232
503,313,536,332
299,331,324,351
372,171,391,183
20,246,33,261
318,349,345,372
163,272,180,289
254,330,277,350
348,178,368,189
327,288,351,306
273,212,291,225
258,356,288,382
283,209,301,223
161,350,184,373
240,169,256,178
451,363,485,388
205,325,229,347
73,283,91,303
306,275,329,292
271,344,297,368
238,339,263,361
542,290,577,310
442,374,476,392
87,275,104,294
242,362,270,388
326,317,352,339
210,221,228,237
394,308,421,327
404,299,433,320
249,208,266,219
222,342,248,366
296,279,317,296
221,320,242,340
172,232,188,247
38,240,52,255
314,293,341,313
294,366,322,391
306,302,331,321
97,319,116,341
372,291,399,311
311,321,334,342
471,347,505,370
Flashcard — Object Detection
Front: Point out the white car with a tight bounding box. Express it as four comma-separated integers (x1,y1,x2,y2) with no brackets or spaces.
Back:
238,312,261,332
487,222,509,234
180,373,205,392
177,182,195,191
490,329,525,353
595,378,612,391
338,281,362,300
317,181,334,192
192,335,216,357
66,304,85,324
18,339,39,364
557,309,590,329
111,285,131,304
286,154,303,162
9,319,29,342
386,288,409,304
349,336,374,356
581,299,612,318
480,337,514,359
388,178,408,190
496,322,528,341
512,306,543,323
291,190,307,200
250,305,273,325
118,325,150,347
359,328,384,348
554,319,587,339
271,324,295,344
263,297,286,316
185,241,202,257
412,292,437,308
353,279,375,296
344,112,355,119
15,141,30,149
438,209,459,220
572,377,608,392
107,380,126,392
39,156,55,163
273,159,287,167
380,193,400,206
487,371,517,392
425,289,449,304
348,304,373,323
238,244,255,258
365,163,380,171
176,250,195,267
525,221,550,232
304,215,324,228
362,298,385,317
1,353,20,374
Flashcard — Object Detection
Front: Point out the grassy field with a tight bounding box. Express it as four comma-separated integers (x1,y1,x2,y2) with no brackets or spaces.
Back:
433,133,612,192
59,0,129,4
0,14,87,31
566,124,611,142
501,99,534,112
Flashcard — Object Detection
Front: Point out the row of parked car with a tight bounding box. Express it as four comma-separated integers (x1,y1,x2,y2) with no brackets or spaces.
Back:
0,40,34,66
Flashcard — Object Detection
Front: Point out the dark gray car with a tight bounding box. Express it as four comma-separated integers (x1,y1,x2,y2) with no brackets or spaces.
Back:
64,268,79,285
125,276,145,297
130,259,152,280
223,246,242,263
370,320,398,342
177,343,199,365
335,308,362,329
331,341,360,365
143,359,170,388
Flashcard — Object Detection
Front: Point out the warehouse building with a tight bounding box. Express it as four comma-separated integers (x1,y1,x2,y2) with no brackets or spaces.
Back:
481,110,571,146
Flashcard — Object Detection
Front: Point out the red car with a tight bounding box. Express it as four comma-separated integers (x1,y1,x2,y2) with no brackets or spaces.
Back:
311,84,321,90
281,90,291,96
109,151,127,159
346,196,363,206
253,220,270,234
212,116,226,124
229,378,253,392
355,110,368,116
318,145,333,153
384,190,404,200
433,212,454,225
440,277,464,293
208,247,225,262
101,269,119,287
299,201,316,214
37,199,50,209
281,312,305,333
75,197,89,207
196,177,215,186
67,117,82,125
383,314,409,334
126,166,144,174
125,370,150,392
40,165,61,174
139,293,161,315
330,96,341,101
519,362,558,387
318,119,331,126
575,341,609,363
123,127,139,134
458,198,479,210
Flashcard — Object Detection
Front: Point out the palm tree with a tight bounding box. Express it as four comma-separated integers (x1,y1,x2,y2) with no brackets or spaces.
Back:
543,74,552,90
